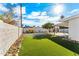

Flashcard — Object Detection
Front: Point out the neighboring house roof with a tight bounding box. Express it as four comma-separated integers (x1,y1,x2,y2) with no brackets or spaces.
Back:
59,13,79,22
58,13,79,27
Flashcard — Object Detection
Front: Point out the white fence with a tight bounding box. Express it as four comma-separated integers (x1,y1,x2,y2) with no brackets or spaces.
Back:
0,22,22,55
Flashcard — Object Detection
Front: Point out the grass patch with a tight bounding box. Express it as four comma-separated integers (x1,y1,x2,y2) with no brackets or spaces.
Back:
19,34,77,56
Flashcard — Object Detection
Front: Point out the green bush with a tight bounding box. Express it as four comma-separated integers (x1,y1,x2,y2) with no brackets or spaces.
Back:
50,36,79,54
33,33,52,39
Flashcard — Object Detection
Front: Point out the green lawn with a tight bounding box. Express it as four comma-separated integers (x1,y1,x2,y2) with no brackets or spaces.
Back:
19,34,77,56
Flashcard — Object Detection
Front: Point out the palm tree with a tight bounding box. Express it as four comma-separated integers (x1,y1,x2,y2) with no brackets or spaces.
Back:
60,15,64,19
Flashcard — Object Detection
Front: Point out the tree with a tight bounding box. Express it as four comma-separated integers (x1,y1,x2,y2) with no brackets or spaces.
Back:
1,4,15,24
0,13,13,24
3,12,13,23
0,15,4,20
42,22,54,32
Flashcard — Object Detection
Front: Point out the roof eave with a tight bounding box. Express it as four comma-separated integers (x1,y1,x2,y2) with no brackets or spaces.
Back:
59,13,79,22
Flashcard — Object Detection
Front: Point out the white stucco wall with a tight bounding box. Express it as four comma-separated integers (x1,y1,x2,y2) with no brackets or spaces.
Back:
0,22,22,55
69,17,79,41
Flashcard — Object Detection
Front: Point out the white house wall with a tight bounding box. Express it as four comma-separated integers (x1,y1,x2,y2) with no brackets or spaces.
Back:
69,17,79,41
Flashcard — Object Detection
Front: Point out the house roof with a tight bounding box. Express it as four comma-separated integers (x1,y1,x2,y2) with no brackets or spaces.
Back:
55,21,68,27
59,13,79,22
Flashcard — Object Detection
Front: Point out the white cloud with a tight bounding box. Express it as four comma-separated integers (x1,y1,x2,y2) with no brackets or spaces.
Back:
27,11,48,19
41,11,47,16
31,12,40,16
0,4,9,12
22,7,26,14
40,16,60,25
22,11,60,26
22,20,33,25
13,6,26,16
48,16,60,22
13,6,20,15
26,11,59,21
70,9,79,14
22,19,40,26
27,15,37,19
27,12,40,19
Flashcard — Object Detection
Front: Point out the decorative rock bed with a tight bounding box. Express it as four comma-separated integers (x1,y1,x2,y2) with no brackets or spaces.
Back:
5,35,23,56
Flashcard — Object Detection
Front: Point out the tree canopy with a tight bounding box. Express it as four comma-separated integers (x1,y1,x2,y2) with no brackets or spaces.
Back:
42,22,54,29
0,15,4,20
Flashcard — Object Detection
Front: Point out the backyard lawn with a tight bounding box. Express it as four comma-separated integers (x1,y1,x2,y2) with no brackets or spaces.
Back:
19,34,77,56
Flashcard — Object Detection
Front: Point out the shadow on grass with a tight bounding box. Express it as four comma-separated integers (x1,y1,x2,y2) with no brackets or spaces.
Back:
49,36,79,54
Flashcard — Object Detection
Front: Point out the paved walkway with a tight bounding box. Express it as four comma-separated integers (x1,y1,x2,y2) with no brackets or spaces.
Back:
50,33,69,36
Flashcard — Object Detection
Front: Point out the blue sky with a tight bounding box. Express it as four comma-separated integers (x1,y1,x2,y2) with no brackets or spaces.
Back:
0,3,79,26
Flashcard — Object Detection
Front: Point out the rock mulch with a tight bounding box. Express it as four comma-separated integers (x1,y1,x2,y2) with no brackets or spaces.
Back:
5,35,23,56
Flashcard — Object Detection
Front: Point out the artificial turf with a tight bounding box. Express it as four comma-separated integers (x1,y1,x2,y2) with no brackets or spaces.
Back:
19,34,77,56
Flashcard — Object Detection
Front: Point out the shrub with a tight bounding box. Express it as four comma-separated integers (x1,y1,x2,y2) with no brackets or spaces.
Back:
33,33,52,39
50,36,79,54
26,29,34,33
